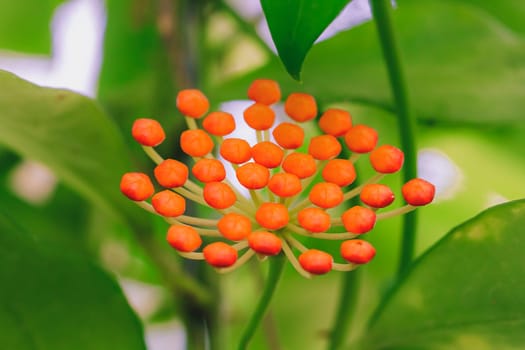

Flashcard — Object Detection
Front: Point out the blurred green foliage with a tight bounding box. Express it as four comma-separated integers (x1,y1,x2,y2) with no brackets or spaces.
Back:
0,0,524,349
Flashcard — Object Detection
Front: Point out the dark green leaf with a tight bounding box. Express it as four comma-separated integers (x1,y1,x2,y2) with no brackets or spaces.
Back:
358,199,525,349
0,211,146,350
0,70,146,230
214,1,525,124
260,0,351,80
0,0,64,54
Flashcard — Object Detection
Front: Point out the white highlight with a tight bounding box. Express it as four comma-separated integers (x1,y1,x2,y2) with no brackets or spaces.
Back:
418,149,463,200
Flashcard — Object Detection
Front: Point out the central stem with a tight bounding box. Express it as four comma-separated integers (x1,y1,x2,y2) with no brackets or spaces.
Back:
237,253,286,350
370,0,418,278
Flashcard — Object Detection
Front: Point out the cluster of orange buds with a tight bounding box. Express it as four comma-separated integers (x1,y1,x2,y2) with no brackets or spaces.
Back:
120,79,435,277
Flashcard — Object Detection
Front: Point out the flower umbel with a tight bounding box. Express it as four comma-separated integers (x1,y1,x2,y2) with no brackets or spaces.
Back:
120,79,435,278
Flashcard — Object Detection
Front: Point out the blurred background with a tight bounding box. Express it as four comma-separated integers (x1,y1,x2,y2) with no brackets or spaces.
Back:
1,0,524,349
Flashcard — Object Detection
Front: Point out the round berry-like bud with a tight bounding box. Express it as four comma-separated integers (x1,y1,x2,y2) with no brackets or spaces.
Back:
308,135,342,160
341,239,376,264
120,172,155,201
202,111,235,136
268,173,302,197
272,122,304,149
344,125,378,153
131,118,166,147
341,206,376,234
247,79,281,105
298,249,333,275
152,190,186,217
154,159,188,188
192,158,226,183
282,152,316,179
180,129,214,157
256,203,289,230
360,184,395,208
285,93,317,122
297,207,331,233
218,213,252,241
318,109,352,137
248,231,282,256
176,89,209,118
203,242,237,268
220,138,252,164
309,182,344,209
166,225,202,252
402,178,435,206
251,141,284,168
243,103,275,130
236,162,270,190
370,145,404,174
203,182,236,209
322,159,356,187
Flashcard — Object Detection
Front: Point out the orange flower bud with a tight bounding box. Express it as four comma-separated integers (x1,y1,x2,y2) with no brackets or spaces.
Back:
360,184,395,208
203,242,237,267
218,213,252,241
180,129,214,157
120,172,155,201
318,109,352,137
344,125,378,154
309,182,344,209
192,158,226,183
152,190,186,217
297,207,331,233
341,239,376,264
322,159,356,187
176,89,209,118
256,203,289,230
251,141,284,168
248,231,282,256
285,93,317,122
236,162,270,190
268,173,302,197
131,118,165,147
370,145,404,174
202,111,235,136
272,122,304,149
220,138,252,164
247,79,281,105
341,206,376,234
299,249,333,275
154,159,188,188
166,225,202,252
282,152,316,179
308,135,342,160
203,182,236,209
402,178,435,206
243,103,275,130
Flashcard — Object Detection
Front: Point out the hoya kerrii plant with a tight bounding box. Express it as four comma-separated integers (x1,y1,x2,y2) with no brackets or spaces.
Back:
121,81,435,280
0,0,524,350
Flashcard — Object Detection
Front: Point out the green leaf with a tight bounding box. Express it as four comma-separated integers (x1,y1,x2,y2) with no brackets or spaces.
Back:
0,0,64,54
260,0,351,80
215,0,525,124
445,0,525,37
358,199,525,349
0,70,146,230
0,210,146,350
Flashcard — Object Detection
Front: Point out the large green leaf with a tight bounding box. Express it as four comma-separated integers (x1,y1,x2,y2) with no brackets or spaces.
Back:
260,0,351,80
0,0,64,54
0,70,145,229
446,0,525,36
214,0,525,124
357,199,525,349
0,210,146,350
